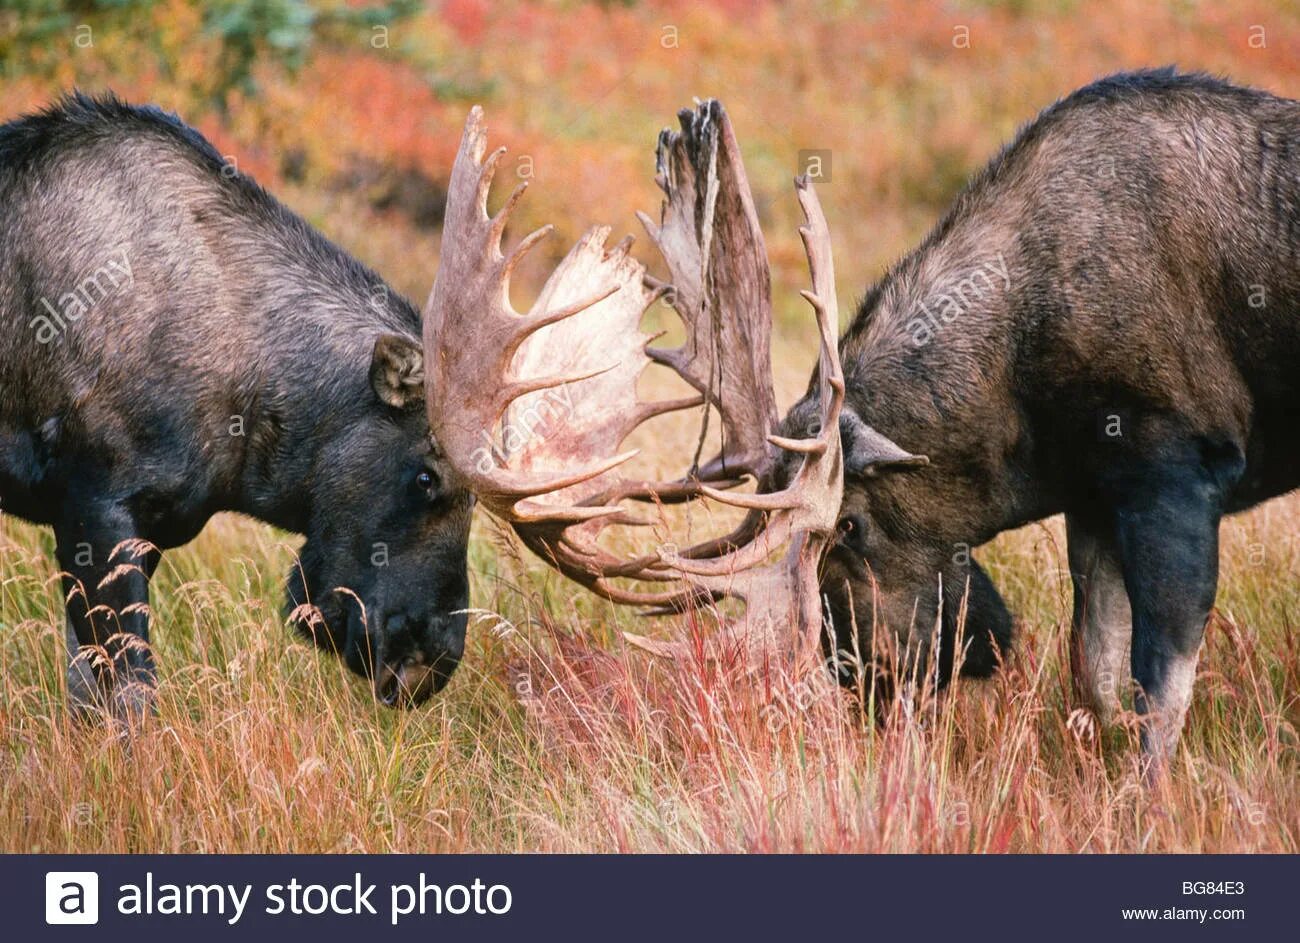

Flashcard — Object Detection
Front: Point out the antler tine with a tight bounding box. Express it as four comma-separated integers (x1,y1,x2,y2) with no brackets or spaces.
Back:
476,147,506,226
499,223,554,298
488,179,528,246
661,514,796,579
514,528,721,609
442,108,500,255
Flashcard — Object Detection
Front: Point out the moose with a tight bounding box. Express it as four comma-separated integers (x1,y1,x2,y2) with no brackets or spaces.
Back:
805,68,1299,772
417,70,1298,777
0,93,473,715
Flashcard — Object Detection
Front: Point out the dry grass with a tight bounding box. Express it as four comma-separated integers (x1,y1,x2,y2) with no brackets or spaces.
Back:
2,492,1296,852
2,0,1298,855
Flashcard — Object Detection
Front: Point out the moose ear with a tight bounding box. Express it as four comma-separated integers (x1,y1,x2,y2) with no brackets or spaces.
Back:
369,334,425,410
839,408,929,479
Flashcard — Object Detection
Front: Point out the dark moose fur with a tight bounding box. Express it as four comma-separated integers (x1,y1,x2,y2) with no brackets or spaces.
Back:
786,69,1298,764
0,93,472,713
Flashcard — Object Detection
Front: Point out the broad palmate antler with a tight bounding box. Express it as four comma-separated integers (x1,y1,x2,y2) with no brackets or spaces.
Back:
421,101,843,666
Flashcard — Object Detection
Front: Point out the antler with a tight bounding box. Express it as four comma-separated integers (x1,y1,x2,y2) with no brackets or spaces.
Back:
625,175,844,665
420,107,705,604
423,103,844,666
420,108,687,521
636,100,779,483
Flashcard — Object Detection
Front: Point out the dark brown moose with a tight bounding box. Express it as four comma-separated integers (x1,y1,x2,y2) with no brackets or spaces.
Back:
1,94,473,716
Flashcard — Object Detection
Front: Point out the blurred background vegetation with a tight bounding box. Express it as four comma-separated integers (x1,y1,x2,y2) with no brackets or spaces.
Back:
2,1,1298,853
4,0,1297,379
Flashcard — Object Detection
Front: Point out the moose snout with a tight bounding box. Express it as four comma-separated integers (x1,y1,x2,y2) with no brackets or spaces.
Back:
373,610,466,707
374,657,439,707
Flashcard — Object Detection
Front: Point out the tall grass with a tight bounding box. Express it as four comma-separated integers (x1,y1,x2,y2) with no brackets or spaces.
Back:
2,0,1297,855
2,497,1296,852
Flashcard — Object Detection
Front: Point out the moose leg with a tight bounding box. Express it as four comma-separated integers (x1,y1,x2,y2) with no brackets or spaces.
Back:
56,504,159,722
1065,513,1131,724
1111,466,1222,777
64,614,99,713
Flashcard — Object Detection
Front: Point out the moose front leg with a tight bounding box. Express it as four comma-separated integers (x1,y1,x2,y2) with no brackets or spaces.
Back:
56,504,160,722
1065,513,1131,725
1111,465,1223,779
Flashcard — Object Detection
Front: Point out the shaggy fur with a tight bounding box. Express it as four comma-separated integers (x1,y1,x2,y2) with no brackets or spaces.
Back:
0,93,472,712
792,69,1299,768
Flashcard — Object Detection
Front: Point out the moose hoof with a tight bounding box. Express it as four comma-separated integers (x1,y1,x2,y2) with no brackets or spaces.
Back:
110,679,158,727
66,649,102,721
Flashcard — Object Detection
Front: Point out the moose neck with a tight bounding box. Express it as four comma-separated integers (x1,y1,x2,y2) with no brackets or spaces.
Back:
838,238,1052,547
216,203,421,534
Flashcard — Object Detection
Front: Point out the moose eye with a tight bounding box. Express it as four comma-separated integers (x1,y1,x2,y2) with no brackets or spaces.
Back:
415,470,437,494
837,514,865,537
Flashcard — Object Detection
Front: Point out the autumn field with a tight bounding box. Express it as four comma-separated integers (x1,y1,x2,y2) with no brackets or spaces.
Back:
2,0,1298,853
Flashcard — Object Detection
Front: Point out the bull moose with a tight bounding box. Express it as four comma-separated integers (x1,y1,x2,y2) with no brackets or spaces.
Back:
806,68,1299,771
0,93,472,715
416,70,1298,777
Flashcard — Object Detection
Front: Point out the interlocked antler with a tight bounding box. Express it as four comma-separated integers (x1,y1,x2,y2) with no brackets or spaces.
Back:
422,103,844,666
626,173,845,664
420,108,704,605
419,108,658,525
